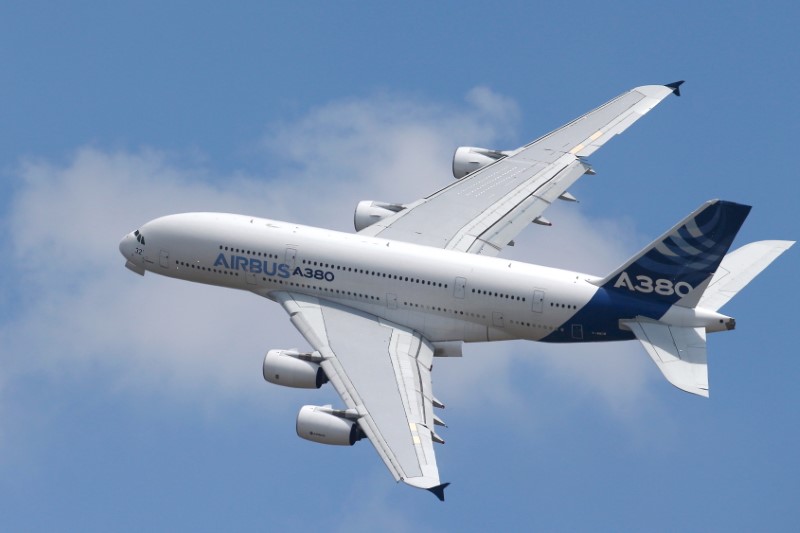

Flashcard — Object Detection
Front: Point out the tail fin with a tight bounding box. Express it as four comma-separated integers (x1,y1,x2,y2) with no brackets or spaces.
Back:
605,202,793,398
594,200,751,308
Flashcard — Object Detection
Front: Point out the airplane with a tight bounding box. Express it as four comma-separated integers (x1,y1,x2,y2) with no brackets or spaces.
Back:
119,82,793,501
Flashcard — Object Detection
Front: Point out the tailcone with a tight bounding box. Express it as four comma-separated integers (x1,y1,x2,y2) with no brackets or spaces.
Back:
659,305,734,333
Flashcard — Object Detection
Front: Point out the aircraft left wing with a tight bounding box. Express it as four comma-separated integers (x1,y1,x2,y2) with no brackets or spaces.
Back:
359,82,683,256
272,291,449,500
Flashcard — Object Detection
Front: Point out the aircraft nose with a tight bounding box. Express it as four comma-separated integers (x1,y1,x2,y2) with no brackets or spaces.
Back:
119,232,146,275
119,233,134,259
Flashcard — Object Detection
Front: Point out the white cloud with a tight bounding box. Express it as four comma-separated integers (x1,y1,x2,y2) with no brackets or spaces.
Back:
259,90,520,227
0,88,659,439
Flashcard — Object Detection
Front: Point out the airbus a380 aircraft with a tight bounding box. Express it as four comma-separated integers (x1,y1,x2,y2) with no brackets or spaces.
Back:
119,82,792,501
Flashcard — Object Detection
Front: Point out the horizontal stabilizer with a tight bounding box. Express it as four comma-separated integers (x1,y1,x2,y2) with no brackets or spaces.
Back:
699,240,795,311
622,319,708,397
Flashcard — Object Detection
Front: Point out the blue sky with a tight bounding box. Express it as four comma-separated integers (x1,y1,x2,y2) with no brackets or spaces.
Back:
1,1,798,531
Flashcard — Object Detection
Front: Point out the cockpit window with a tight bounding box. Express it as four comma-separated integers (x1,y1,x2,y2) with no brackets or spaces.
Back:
134,229,145,245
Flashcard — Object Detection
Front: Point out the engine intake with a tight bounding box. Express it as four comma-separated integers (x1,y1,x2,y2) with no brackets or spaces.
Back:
452,146,509,179
263,349,328,389
296,405,365,446
353,201,405,231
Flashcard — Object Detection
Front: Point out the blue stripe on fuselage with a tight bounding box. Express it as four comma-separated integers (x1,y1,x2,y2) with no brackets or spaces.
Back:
542,286,672,343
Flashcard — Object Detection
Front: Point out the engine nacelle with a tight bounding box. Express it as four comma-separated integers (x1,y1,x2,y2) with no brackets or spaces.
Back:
263,349,328,389
353,200,404,231
452,146,508,179
296,405,365,446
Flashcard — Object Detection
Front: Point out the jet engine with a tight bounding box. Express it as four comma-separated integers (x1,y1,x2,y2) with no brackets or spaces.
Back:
262,349,328,389
452,146,509,179
353,200,405,231
296,405,365,446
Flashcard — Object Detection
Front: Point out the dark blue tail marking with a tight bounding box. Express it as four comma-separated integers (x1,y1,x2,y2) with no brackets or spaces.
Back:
543,200,751,343
597,200,750,306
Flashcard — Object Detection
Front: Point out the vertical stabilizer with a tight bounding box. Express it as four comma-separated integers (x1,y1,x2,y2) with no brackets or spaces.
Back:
594,200,751,308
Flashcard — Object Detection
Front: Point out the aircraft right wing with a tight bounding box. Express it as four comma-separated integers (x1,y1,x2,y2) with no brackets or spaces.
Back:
359,82,684,256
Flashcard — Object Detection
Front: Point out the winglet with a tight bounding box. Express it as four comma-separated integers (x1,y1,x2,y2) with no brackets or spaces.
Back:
427,482,450,502
665,80,685,96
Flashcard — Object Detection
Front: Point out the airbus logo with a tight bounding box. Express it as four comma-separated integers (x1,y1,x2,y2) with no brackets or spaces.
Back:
213,253,335,281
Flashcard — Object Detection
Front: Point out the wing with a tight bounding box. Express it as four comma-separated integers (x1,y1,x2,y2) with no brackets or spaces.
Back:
359,82,683,256
273,291,449,500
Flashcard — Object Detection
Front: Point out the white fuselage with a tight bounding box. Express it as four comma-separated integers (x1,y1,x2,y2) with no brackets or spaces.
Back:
120,212,731,345
121,212,608,343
